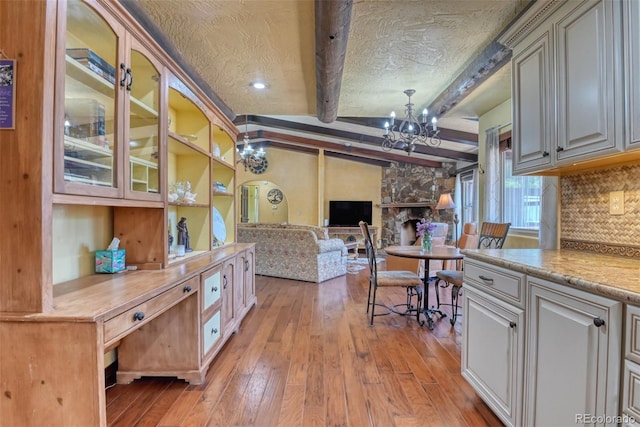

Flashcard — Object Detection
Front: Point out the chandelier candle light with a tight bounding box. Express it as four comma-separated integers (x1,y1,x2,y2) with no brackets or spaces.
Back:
382,89,441,154
237,115,266,171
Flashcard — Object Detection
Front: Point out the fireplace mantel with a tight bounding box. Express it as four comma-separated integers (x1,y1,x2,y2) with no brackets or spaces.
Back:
377,202,437,209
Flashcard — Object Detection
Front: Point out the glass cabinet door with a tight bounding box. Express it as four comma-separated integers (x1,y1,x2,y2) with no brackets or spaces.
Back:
126,47,161,199
58,0,121,196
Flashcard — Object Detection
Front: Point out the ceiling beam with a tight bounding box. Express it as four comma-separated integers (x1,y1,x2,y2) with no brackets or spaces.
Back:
315,0,353,123
240,130,443,168
237,115,477,163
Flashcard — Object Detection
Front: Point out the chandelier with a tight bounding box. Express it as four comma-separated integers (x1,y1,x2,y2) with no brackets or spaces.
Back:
236,115,266,170
382,89,441,154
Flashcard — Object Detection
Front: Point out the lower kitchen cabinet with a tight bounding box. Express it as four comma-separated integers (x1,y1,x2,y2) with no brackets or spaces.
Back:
462,285,524,427
463,258,622,427
525,277,621,426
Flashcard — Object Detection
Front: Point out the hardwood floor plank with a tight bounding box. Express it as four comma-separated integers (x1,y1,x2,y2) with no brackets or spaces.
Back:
276,384,305,427
305,335,325,407
134,381,188,427
324,368,348,427
155,390,202,427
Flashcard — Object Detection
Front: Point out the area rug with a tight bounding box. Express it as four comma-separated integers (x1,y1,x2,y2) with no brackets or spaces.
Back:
346,257,383,274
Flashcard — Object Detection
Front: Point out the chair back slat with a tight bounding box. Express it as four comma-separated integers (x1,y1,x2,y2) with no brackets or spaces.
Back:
359,221,378,278
477,222,511,249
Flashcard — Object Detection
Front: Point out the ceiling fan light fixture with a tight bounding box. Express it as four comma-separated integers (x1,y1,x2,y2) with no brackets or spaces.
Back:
381,89,441,155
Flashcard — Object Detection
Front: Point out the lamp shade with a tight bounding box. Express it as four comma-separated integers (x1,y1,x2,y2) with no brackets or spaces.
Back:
435,193,455,210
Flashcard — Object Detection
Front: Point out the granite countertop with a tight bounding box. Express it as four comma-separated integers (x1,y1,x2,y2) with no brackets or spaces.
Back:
461,249,640,304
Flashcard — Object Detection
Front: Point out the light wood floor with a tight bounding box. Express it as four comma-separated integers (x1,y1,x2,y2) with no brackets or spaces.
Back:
106,264,503,426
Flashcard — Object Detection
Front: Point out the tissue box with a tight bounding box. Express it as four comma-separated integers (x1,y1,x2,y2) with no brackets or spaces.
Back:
95,249,126,273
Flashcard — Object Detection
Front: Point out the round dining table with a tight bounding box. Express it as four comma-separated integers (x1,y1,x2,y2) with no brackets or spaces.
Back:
384,245,463,329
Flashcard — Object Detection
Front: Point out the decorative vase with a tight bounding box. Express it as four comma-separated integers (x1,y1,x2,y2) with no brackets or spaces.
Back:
422,234,433,252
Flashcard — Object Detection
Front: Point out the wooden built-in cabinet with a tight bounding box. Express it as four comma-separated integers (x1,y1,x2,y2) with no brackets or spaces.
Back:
0,0,256,425
502,0,634,175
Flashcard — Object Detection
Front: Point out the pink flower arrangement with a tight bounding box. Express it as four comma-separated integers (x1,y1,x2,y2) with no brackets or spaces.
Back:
416,218,436,238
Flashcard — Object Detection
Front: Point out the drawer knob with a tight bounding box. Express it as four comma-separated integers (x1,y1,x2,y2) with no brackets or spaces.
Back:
211,328,218,335
133,311,145,321
212,286,218,293
542,151,549,157
593,317,605,328
556,146,564,152
183,285,192,293
509,321,516,329
478,275,494,283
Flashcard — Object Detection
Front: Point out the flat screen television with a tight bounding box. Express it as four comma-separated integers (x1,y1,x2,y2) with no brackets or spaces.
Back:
329,200,372,227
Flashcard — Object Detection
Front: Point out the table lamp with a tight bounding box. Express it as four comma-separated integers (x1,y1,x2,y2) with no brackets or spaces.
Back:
435,193,458,247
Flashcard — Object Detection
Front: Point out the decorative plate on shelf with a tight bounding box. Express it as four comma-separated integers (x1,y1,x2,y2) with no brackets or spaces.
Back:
212,207,226,243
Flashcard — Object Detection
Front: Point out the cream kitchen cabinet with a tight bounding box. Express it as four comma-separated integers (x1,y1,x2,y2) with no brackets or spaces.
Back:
462,285,525,427
622,305,640,424
503,0,625,175
525,277,622,426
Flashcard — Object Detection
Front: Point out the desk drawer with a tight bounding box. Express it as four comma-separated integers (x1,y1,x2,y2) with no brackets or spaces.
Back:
202,265,222,311
464,259,526,307
203,310,222,357
104,276,198,345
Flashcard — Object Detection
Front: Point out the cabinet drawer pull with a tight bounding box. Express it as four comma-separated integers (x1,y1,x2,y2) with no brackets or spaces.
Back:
211,328,218,335
223,275,228,289
183,285,192,293
509,321,516,328
478,275,494,283
133,311,145,321
556,146,564,152
593,317,605,327
542,151,549,157
211,286,218,293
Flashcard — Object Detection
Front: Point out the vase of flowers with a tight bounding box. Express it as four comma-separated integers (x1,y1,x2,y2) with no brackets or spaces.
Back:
416,218,436,252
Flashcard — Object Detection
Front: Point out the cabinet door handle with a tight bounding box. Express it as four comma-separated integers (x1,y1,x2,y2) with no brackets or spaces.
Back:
120,63,127,87
211,328,218,335
478,275,494,283
509,321,516,328
126,68,133,91
593,317,605,327
244,259,249,272
223,275,228,289
556,146,564,152
183,285,192,293
133,311,145,321
542,151,549,157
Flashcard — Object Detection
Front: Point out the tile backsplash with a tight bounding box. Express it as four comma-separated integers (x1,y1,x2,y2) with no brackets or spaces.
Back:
561,162,640,257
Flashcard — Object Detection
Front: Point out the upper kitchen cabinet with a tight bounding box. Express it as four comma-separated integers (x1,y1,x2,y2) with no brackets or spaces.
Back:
503,0,626,175
625,0,640,150
55,0,162,201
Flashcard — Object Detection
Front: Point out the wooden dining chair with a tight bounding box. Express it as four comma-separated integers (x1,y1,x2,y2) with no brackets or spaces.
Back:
359,221,423,326
436,221,510,325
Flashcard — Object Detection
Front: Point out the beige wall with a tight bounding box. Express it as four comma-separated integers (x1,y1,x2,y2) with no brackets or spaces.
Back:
478,99,540,249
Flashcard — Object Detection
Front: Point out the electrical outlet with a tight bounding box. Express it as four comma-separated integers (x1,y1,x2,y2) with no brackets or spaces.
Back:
610,191,624,215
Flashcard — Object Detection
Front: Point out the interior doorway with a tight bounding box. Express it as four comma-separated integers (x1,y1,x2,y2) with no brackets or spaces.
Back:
239,180,288,224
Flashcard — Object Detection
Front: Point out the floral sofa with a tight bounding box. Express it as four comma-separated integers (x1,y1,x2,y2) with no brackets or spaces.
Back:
237,223,347,283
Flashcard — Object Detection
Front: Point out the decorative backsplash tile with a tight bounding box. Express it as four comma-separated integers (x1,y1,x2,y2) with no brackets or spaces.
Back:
561,162,640,258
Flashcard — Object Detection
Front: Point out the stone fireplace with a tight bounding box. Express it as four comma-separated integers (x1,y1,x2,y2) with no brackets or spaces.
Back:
380,162,456,247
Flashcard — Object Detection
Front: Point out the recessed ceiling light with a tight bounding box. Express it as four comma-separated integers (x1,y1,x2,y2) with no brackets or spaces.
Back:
251,81,267,90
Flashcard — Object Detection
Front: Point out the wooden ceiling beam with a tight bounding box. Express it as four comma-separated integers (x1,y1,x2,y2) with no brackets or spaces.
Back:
315,0,354,123
237,115,477,162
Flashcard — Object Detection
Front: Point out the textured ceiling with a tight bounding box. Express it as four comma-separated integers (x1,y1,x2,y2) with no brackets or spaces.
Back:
131,0,530,164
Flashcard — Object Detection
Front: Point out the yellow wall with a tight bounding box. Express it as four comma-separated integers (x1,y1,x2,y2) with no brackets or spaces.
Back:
52,205,113,284
324,156,382,229
478,99,540,249
236,146,383,229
